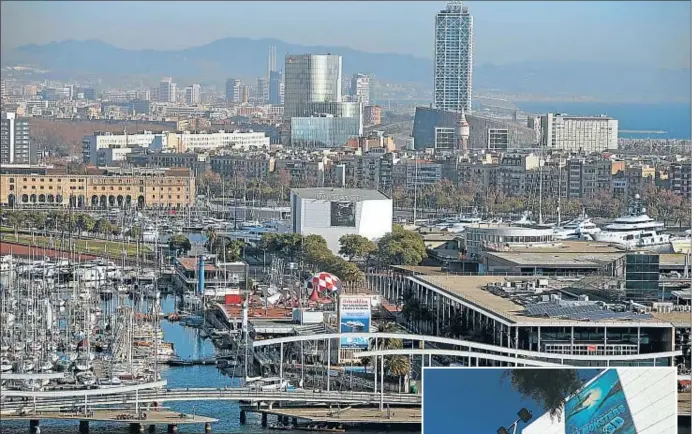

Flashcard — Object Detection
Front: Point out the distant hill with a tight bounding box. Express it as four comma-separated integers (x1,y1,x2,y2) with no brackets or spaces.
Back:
2,38,689,102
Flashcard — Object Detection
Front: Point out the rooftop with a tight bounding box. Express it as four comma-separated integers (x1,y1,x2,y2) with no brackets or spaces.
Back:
486,251,625,268
291,188,390,201
176,257,220,272
416,275,671,326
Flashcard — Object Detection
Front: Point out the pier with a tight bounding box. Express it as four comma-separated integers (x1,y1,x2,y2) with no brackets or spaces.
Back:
0,409,216,433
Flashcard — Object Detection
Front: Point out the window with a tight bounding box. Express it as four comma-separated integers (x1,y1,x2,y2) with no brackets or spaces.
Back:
9,178,14,183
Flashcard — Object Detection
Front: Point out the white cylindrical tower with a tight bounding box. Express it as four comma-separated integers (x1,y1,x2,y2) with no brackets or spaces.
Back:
457,110,470,152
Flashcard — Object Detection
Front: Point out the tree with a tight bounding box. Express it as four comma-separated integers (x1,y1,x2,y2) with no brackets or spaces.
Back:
168,234,192,257
206,236,245,262
93,218,113,236
504,369,584,420
27,211,47,230
375,322,410,391
6,211,25,231
127,225,142,240
339,234,377,262
376,225,427,266
75,214,95,236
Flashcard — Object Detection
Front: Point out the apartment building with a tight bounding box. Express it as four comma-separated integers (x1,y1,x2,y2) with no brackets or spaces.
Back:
209,155,275,179
670,162,692,198
566,157,613,198
1,111,34,164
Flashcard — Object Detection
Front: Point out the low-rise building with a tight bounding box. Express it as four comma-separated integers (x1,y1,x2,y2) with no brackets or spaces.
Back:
0,167,196,209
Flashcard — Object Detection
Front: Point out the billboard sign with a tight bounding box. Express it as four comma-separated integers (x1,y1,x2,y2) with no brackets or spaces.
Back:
330,201,356,227
564,369,635,434
338,295,371,349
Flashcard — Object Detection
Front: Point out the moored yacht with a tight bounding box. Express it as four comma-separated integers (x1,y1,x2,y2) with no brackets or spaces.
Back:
592,195,670,250
553,211,602,240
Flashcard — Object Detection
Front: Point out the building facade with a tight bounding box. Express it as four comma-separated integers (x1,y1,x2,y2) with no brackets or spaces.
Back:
540,113,619,153
226,78,242,103
364,105,382,126
158,77,176,103
0,168,196,209
185,84,201,105
284,54,343,118
1,111,34,165
290,188,393,255
434,1,473,113
350,73,370,106
269,70,283,105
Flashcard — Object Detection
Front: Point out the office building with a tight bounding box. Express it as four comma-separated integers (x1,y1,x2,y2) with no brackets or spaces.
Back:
290,188,392,255
158,77,176,103
284,54,362,147
350,73,370,106
240,85,249,104
412,107,536,150
284,54,343,118
185,84,201,105
1,112,34,165
257,77,269,104
540,113,618,153
0,168,196,209
226,78,242,103
434,1,474,113
269,70,283,105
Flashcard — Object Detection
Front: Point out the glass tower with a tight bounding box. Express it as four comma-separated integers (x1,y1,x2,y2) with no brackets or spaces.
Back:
434,1,473,113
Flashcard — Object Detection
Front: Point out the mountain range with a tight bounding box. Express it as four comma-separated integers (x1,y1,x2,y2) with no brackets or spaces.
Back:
2,37,690,102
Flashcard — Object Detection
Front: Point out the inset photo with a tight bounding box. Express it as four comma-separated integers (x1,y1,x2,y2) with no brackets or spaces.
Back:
423,367,678,434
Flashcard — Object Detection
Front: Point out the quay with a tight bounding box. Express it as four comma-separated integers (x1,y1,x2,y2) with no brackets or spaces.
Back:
241,405,421,431
0,409,217,433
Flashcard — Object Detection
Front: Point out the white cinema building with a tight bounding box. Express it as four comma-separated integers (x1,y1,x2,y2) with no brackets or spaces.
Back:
290,188,393,255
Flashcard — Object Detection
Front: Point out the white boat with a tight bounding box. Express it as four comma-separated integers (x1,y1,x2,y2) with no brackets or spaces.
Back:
552,211,602,240
76,371,97,386
0,358,13,372
0,255,15,273
592,195,670,250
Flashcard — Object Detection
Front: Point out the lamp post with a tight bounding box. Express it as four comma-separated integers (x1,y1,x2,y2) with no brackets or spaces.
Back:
497,408,533,434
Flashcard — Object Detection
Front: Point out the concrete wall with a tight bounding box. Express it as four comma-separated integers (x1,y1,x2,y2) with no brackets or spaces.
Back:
522,368,677,434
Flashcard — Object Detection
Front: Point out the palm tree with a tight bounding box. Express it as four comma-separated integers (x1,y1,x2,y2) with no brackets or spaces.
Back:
503,369,584,420
375,322,410,392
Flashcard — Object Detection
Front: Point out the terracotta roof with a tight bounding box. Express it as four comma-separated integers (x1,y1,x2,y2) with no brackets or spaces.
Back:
176,257,219,272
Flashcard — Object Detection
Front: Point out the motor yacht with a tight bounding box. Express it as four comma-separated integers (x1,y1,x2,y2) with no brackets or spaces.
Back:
592,195,670,250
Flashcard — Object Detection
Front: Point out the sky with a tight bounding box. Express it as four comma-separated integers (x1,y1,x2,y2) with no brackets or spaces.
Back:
1,1,690,69
423,368,600,433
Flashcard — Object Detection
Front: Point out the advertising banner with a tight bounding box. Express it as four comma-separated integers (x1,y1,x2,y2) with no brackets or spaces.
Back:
338,295,371,349
565,369,635,434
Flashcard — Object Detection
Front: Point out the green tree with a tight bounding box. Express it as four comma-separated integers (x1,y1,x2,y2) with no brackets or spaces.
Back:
168,234,192,257
127,225,142,240
93,218,113,236
75,214,95,236
206,236,245,262
376,225,427,266
338,234,377,262
504,369,584,420
6,211,25,231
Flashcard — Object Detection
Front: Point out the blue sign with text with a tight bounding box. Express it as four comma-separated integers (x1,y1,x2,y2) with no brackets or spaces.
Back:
565,369,635,434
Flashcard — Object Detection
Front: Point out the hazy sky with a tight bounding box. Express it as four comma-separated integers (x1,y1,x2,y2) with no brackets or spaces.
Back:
1,1,690,68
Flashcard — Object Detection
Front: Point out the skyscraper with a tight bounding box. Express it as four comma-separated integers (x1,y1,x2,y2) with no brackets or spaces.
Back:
1,112,34,164
350,73,370,106
257,77,269,104
269,70,283,105
283,54,342,118
283,54,362,147
434,1,473,113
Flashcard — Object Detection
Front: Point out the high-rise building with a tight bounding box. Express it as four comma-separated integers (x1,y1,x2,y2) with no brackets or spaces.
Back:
225,78,242,103
257,77,269,104
350,73,370,106
284,54,343,118
1,112,34,164
283,54,363,147
0,80,5,100
434,1,473,113
268,46,277,77
269,70,283,105
240,85,249,104
185,84,201,105
159,77,176,103
540,113,619,153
